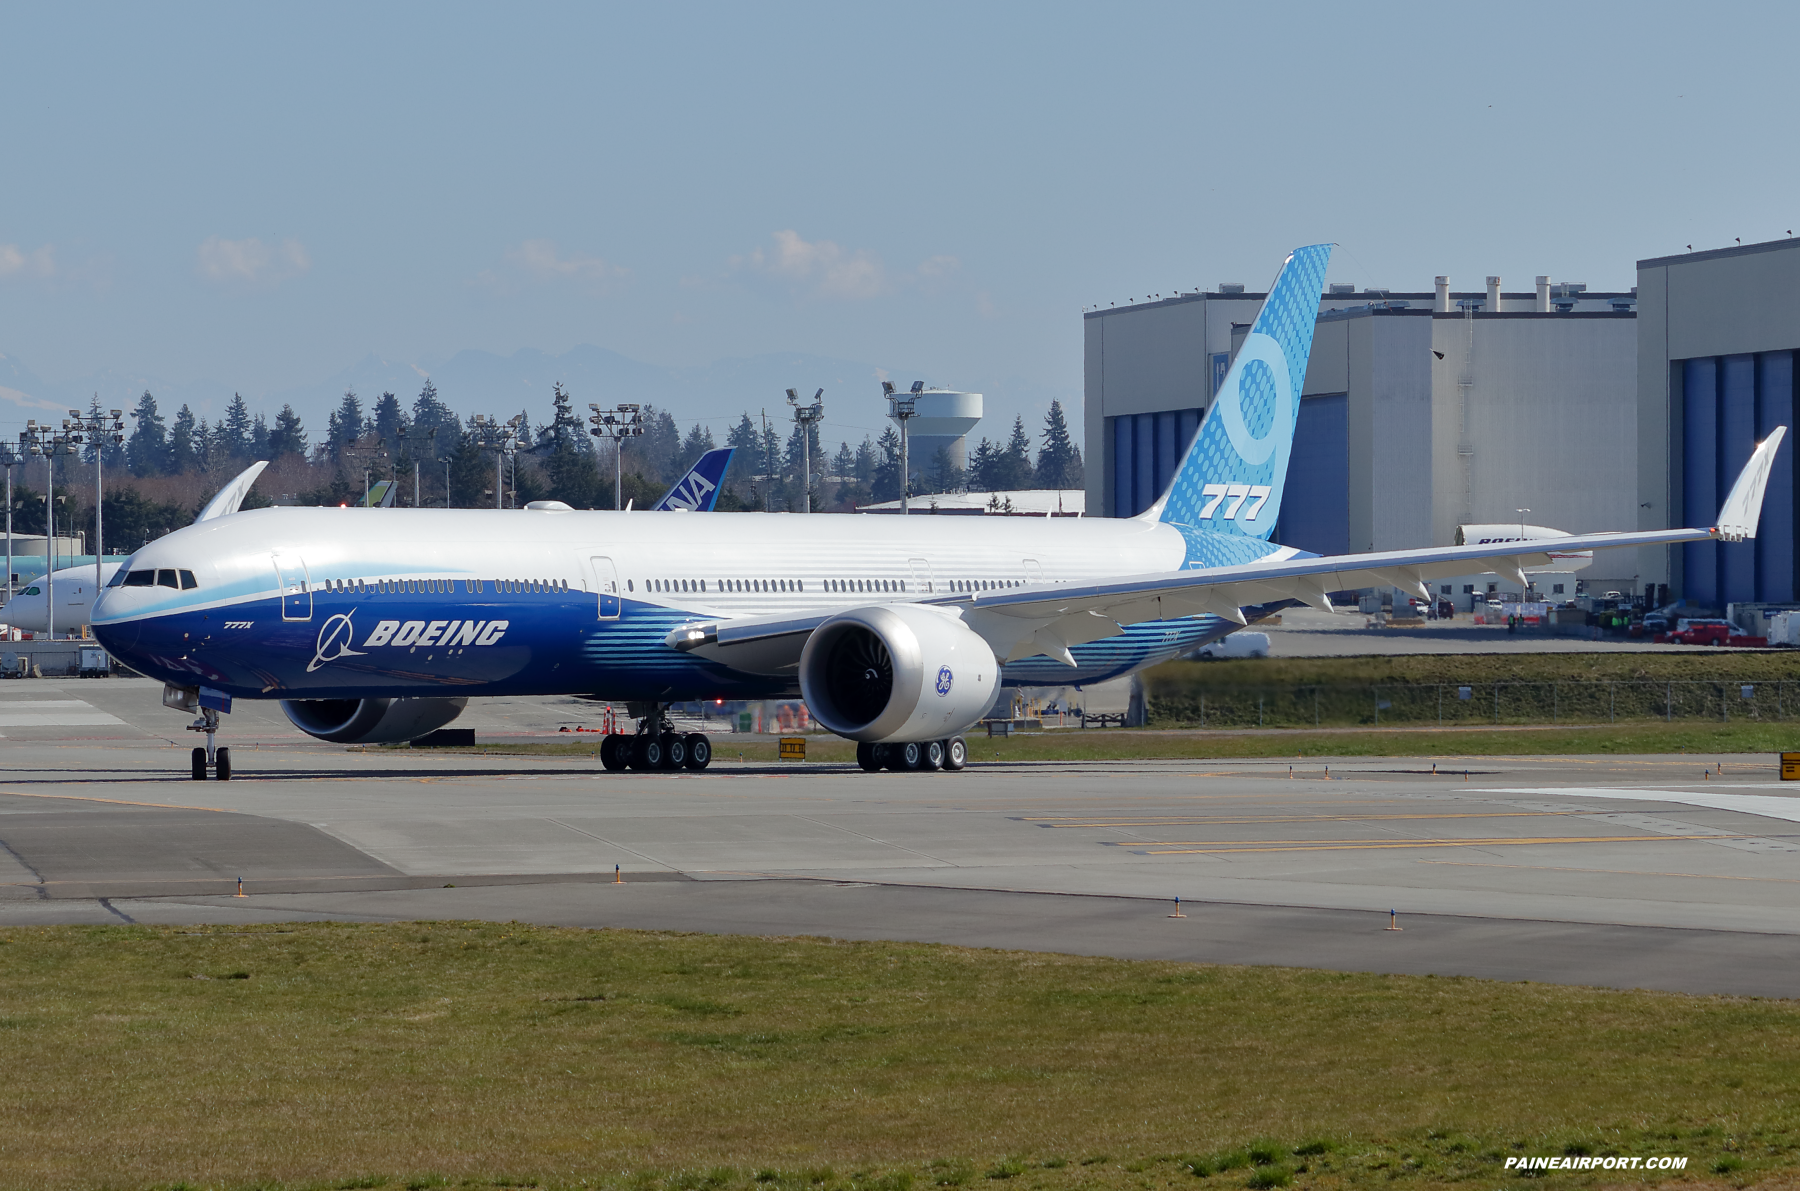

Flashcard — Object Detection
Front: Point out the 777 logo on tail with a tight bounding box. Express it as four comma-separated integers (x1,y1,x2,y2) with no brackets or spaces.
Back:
1198,484,1274,521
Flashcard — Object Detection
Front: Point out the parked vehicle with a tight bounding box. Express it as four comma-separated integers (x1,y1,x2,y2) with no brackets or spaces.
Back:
1189,632,1271,660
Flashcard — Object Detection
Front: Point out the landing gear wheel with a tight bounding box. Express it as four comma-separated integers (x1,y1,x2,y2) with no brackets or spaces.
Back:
600,734,628,772
871,743,894,771
191,747,206,781
898,741,925,771
635,734,660,770
943,736,967,771
922,739,944,771
856,742,881,773
661,732,686,770
683,733,711,770
216,747,231,782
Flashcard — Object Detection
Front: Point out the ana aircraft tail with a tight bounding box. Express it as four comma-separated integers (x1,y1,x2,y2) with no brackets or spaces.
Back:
654,447,735,511
1138,243,1332,538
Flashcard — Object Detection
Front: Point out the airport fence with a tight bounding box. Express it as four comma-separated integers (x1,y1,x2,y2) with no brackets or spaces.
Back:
1146,680,1800,729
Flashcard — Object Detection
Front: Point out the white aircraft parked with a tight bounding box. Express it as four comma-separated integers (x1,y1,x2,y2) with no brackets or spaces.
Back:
89,244,1788,782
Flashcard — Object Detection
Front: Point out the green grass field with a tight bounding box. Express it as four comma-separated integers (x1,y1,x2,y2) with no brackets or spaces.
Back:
1,923,1795,1190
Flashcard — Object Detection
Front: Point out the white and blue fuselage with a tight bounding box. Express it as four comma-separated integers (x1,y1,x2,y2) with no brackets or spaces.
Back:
91,505,1293,702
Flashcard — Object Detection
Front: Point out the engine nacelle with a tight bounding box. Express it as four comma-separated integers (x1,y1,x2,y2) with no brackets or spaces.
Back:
281,697,469,744
799,603,999,742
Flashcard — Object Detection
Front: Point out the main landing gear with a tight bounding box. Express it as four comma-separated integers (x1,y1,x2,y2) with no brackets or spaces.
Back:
597,702,712,773
189,707,232,782
856,736,967,774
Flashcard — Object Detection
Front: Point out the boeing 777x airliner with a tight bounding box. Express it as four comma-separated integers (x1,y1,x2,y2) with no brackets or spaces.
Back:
90,244,1787,781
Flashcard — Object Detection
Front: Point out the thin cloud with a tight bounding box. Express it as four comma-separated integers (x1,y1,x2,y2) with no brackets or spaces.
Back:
733,230,887,300
478,240,627,294
0,244,56,280
197,236,310,285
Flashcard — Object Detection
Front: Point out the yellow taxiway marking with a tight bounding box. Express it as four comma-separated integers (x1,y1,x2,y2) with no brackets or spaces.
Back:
1029,811,1590,828
1417,859,1800,884
1127,834,1739,854
0,789,228,813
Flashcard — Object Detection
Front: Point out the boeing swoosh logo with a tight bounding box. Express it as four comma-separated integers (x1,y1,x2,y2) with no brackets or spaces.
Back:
309,611,369,673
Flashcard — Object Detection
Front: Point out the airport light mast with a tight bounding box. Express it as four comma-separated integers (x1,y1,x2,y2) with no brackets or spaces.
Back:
882,380,922,515
468,414,526,510
786,387,824,513
0,441,16,611
20,421,76,640
587,403,644,511
67,405,125,602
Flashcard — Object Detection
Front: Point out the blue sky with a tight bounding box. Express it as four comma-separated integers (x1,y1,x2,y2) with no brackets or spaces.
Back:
1,2,1795,449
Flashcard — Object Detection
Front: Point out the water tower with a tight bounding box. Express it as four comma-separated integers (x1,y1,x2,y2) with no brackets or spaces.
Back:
896,388,982,471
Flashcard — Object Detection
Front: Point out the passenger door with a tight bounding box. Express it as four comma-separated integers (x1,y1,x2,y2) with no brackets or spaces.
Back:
273,553,311,621
589,555,621,619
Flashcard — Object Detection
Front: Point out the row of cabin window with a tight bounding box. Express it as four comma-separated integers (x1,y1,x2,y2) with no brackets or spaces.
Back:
637,578,804,595
313,577,567,596
950,578,1021,593
825,578,906,594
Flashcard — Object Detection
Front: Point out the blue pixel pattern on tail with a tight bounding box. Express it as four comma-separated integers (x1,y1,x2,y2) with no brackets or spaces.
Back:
1147,243,1332,538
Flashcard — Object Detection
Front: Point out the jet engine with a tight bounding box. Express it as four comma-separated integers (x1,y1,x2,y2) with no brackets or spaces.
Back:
799,604,999,742
281,697,469,744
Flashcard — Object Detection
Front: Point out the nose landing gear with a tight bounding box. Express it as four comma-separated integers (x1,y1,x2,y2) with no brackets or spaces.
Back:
188,707,231,781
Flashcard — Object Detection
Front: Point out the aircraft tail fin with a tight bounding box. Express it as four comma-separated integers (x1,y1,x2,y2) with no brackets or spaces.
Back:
654,447,735,511
1138,243,1332,537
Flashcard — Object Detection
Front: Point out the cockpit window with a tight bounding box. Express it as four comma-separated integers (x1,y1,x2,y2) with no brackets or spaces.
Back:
22,586,39,597
106,567,128,588
123,570,155,587
180,570,197,590
156,569,180,589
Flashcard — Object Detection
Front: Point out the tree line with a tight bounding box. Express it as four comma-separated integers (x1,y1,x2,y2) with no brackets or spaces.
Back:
4,382,1084,555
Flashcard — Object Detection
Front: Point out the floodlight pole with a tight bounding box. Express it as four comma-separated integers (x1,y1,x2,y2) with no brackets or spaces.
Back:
883,381,921,515
2,443,14,615
587,403,643,511
786,388,825,514
67,404,123,606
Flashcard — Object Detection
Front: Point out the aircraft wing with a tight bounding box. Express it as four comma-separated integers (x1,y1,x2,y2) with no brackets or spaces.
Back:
671,428,1784,672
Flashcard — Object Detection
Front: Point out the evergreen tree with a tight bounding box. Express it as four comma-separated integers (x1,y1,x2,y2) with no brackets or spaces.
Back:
169,404,199,474
982,416,1035,491
81,395,106,464
1034,400,1083,488
327,390,364,462
411,380,460,461
250,412,271,458
125,390,169,477
760,419,784,508
871,426,902,502
534,384,601,507
853,436,877,485
269,405,307,458
681,422,716,463
624,406,681,485
725,413,760,493
967,438,997,491
924,445,964,495
223,393,254,459
372,391,405,455
447,431,490,508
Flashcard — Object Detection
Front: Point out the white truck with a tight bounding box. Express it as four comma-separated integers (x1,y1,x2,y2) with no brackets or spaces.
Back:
1188,632,1271,661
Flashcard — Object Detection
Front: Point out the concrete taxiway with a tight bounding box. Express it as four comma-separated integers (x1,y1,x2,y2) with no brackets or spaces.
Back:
5,679,1800,997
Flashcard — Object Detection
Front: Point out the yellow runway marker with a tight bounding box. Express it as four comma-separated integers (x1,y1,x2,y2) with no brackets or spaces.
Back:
1029,811,1590,828
1418,859,1800,883
1127,835,1741,854
0,789,229,813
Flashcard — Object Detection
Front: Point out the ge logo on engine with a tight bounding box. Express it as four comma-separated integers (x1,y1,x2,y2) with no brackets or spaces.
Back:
935,666,954,696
